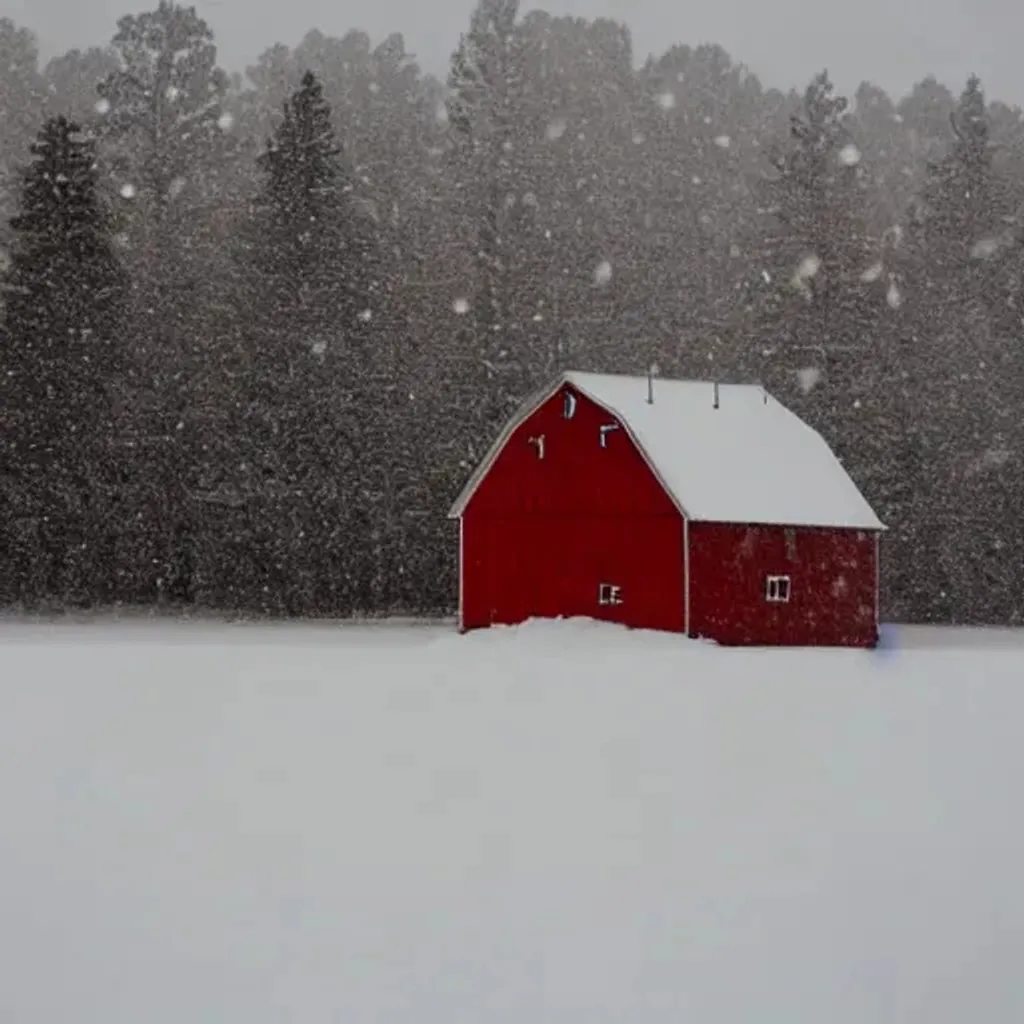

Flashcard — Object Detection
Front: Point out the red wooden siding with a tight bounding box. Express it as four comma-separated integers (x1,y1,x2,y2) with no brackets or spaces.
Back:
687,522,878,647
462,386,684,631
468,386,677,519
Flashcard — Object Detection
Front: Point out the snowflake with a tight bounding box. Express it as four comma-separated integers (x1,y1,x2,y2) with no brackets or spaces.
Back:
545,117,567,141
860,262,884,283
886,279,902,309
358,309,372,322
796,366,822,393
632,131,645,145
593,260,613,286
838,143,862,166
453,297,470,315
168,176,187,199
655,91,675,110
95,98,111,115
970,237,1001,260
119,183,137,199
713,135,731,149
368,82,380,94
165,85,180,102
217,112,235,131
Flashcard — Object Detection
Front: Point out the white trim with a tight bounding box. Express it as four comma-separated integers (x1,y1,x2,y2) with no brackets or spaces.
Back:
683,515,691,636
765,575,792,603
458,516,465,632
447,377,565,519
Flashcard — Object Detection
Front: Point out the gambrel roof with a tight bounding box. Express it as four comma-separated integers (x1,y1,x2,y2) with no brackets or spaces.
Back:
449,371,884,531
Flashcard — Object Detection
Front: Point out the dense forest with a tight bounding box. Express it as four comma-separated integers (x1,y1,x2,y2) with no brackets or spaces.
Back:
1,0,1022,623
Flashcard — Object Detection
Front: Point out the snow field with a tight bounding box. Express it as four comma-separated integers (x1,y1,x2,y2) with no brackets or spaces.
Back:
1,618,1022,1023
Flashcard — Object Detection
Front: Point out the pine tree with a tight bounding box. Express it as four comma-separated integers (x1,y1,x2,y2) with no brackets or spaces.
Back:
232,70,379,615
898,75,1024,623
743,72,884,452
0,115,127,606
250,70,372,342
447,0,526,429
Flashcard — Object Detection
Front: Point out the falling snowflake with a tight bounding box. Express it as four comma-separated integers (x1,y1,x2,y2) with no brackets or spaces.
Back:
217,112,235,131
886,279,902,308
655,91,676,111
796,254,821,279
593,260,613,286
632,131,645,145
713,135,731,149
95,98,111,115
545,117,567,141
310,339,327,357
453,298,470,315
358,309,372,322
971,237,1001,260
168,176,187,199
119,183,137,199
796,367,822,393
368,81,380,95
165,85,180,102
838,143,862,166
860,262,884,282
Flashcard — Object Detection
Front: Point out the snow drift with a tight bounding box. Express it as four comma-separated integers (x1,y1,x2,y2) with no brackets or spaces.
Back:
1,618,1021,1023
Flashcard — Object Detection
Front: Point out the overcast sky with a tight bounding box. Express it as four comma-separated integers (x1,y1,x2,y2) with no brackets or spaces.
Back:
4,0,1024,104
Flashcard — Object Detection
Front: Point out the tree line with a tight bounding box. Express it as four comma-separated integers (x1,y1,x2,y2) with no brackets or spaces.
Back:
1,0,1023,624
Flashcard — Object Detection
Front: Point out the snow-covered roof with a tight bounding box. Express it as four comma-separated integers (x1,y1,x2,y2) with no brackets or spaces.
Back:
449,371,883,530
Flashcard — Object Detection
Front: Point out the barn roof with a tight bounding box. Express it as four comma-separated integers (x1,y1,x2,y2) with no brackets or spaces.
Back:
449,371,884,530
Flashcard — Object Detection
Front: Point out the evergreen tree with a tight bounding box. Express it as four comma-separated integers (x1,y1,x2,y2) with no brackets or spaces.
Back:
96,1,236,606
231,70,379,615
898,75,1023,623
0,115,127,606
250,70,372,341
742,71,884,453
447,0,526,429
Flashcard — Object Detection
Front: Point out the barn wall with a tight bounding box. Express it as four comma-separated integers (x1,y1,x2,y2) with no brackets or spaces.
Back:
687,523,878,647
462,514,684,632
467,386,677,518
462,386,684,632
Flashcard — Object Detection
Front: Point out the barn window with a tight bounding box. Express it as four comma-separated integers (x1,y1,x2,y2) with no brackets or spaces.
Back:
765,575,791,603
599,423,620,448
563,391,577,419
528,434,545,460
598,582,623,606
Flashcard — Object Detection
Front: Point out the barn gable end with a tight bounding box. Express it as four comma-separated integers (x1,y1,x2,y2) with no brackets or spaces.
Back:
460,383,680,520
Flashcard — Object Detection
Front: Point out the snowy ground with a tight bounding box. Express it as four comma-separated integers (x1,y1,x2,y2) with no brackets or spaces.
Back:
2,619,1022,1023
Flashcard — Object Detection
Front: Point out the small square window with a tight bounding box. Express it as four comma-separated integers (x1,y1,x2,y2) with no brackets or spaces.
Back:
765,575,791,603
598,582,623,606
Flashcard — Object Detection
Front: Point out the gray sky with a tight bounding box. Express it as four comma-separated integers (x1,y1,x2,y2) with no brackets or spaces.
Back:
5,0,1024,104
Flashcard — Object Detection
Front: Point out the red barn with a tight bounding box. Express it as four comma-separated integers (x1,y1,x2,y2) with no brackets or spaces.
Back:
448,371,884,647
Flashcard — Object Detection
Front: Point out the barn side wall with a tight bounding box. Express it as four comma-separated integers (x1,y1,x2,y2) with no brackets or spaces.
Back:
687,523,878,647
461,385,684,632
